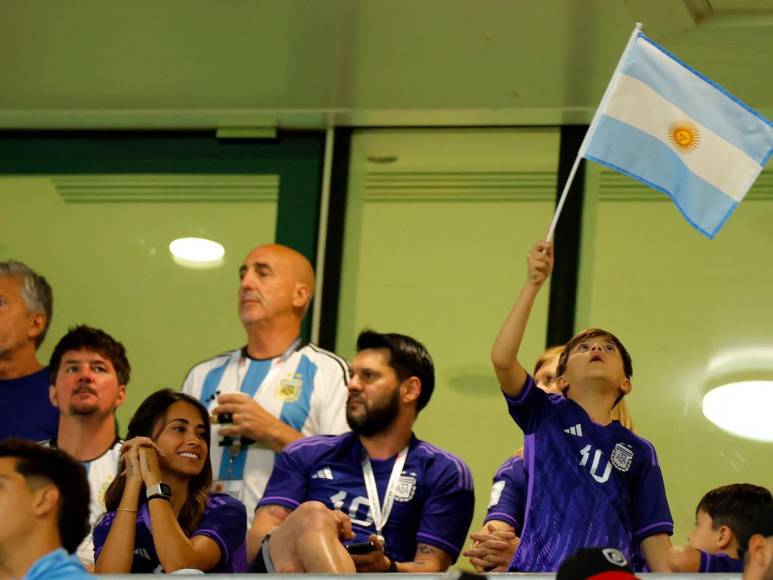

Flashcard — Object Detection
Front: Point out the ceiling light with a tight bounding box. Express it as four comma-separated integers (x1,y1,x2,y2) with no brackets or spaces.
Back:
702,381,773,442
169,237,224,268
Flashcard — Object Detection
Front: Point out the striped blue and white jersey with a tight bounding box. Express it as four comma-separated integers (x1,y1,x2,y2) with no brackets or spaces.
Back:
182,343,349,519
42,438,122,565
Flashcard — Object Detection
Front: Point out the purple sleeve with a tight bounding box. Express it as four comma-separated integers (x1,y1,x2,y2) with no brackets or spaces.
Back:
415,456,475,563
92,512,116,561
504,374,554,434
630,441,674,542
193,494,247,572
700,551,743,573
483,456,526,534
257,441,309,511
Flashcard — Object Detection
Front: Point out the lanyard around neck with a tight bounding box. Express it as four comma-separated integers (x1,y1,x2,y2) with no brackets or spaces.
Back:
361,446,409,541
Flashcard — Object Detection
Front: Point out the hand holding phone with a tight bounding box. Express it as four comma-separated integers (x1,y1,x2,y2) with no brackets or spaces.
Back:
346,541,376,555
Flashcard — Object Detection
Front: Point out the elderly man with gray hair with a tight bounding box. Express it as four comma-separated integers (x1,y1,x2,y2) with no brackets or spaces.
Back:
0,260,58,440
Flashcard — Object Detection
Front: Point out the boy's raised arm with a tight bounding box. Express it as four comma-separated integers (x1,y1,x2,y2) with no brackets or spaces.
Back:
491,241,553,397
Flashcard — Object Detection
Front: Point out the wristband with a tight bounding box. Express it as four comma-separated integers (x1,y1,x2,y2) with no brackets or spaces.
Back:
386,558,398,573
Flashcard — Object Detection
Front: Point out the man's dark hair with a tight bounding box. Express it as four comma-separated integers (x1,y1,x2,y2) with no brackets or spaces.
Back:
556,328,634,380
0,260,53,348
697,483,772,555
356,330,435,412
0,438,90,553
49,325,131,386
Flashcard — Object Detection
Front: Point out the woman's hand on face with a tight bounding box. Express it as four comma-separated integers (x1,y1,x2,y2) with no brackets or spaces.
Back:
121,437,164,486
138,446,163,487
121,436,165,458
120,437,160,483
121,442,143,483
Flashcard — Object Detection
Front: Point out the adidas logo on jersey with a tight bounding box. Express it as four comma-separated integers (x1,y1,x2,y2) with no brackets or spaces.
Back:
563,424,583,437
311,467,334,480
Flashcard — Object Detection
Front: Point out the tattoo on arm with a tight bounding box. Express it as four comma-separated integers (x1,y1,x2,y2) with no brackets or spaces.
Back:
418,545,437,554
144,456,152,471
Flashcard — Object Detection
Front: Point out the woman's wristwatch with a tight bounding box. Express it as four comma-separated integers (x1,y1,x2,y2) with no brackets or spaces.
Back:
146,482,172,501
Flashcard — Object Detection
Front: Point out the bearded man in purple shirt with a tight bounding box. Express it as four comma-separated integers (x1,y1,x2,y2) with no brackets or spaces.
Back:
246,330,474,574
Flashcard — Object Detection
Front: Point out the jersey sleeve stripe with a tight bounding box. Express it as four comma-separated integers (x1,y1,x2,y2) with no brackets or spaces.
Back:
193,528,229,565
415,442,473,490
484,512,519,529
284,434,342,453
633,520,674,540
629,433,659,466
307,344,349,382
495,456,523,478
257,496,300,510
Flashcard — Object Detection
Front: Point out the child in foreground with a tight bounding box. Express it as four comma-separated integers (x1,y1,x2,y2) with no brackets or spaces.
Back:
669,483,772,573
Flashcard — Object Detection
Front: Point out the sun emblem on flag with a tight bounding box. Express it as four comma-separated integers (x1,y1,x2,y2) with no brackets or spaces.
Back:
668,121,701,153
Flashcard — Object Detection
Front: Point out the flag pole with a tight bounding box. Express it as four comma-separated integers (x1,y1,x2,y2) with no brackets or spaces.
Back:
545,22,644,243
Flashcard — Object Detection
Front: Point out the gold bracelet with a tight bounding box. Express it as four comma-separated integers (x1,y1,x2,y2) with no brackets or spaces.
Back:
117,508,138,513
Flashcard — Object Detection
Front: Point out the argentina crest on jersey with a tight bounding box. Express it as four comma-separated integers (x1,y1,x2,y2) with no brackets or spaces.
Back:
275,374,303,402
610,442,634,472
488,480,505,508
394,472,417,502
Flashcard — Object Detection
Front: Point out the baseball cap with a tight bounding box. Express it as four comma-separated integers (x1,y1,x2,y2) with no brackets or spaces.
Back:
557,547,638,580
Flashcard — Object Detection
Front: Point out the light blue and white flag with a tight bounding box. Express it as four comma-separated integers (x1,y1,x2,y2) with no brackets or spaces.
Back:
580,27,773,239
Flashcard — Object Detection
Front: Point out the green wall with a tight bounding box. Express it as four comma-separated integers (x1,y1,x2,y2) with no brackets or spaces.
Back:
0,176,277,426
0,131,325,427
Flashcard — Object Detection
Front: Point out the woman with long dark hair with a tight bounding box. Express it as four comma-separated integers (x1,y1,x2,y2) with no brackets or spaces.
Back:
93,389,247,573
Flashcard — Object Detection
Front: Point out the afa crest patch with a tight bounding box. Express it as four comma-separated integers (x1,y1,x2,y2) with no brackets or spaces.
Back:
394,473,417,502
488,480,505,508
610,443,634,472
275,375,303,402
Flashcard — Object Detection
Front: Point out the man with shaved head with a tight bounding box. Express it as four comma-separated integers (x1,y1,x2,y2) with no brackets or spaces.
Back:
183,244,349,520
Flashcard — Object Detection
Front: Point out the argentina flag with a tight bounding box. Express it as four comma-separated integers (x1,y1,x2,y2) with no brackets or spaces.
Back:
580,28,773,239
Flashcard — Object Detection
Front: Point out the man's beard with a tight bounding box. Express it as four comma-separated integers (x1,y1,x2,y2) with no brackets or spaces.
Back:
346,388,400,437
69,400,100,416
68,388,107,417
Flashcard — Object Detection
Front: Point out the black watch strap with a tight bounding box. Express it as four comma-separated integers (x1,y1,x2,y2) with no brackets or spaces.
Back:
146,482,172,501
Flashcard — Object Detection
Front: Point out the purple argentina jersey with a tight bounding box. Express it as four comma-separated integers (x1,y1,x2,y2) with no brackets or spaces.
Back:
700,551,742,573
505,375,673,572
258,431,475,563
484,455,527,534
93,493,247,573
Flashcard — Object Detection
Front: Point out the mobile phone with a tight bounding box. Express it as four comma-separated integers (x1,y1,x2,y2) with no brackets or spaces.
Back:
346,541,376,555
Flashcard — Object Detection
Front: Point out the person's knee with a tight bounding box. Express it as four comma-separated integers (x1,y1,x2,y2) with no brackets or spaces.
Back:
293,501,337,532
267,502,340,573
